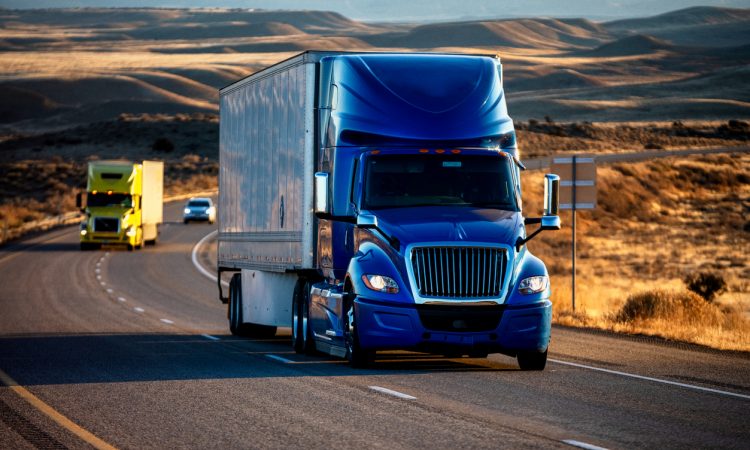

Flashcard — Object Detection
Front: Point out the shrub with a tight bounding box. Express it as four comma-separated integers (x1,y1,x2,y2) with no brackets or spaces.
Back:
152,137,174,153
683,272,727,303
615,289,722,325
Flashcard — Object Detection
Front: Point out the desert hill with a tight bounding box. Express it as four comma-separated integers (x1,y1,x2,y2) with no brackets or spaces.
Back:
0,6,748,131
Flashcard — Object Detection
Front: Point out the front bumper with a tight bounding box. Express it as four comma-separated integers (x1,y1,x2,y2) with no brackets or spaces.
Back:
355,297,551,354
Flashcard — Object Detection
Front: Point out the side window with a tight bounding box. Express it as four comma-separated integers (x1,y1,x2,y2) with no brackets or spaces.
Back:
350,159,359,207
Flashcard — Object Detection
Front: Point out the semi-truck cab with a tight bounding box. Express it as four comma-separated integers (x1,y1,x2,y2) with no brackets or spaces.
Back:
78,160,163,250
218,52,560,369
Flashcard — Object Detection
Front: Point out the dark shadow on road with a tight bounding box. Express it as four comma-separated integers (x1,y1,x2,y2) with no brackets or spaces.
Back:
0,333,517,386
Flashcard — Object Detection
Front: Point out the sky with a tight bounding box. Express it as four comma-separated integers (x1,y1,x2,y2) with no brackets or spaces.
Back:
1,0,749,22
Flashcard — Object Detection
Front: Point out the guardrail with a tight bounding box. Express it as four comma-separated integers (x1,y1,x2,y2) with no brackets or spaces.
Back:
0,189,219,246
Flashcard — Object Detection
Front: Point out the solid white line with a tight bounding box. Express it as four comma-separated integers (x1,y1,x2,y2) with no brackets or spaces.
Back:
160,319,174,324
266,354,294,364
117,297,126,302
134,307,144,313
369,386,417,400
191,230,229,286
201,334,220,341
563,439,608,450
550,359,750,400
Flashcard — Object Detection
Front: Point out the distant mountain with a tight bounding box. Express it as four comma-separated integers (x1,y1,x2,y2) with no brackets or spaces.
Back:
2,0,750,23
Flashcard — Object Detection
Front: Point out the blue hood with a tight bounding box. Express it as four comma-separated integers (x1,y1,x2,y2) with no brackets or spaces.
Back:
371,206,522,250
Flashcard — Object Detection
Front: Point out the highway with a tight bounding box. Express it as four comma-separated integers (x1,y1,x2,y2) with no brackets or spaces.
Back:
1,201,748,449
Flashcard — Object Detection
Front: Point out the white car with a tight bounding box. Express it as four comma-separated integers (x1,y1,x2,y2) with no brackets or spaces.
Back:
183,197,216,224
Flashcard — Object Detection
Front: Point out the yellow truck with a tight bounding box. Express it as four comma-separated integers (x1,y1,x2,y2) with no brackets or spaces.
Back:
78,160,163,251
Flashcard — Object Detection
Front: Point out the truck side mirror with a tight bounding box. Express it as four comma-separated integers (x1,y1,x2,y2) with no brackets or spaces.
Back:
314,172,329,214
76,192,85,211
544,174,560,217
541,174,561,231
517,173,562,251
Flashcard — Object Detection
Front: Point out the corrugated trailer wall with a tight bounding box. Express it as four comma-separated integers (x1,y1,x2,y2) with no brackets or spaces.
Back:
219,55,316,272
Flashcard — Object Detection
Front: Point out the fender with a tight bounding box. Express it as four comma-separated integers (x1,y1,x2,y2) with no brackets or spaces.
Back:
346,232,415,305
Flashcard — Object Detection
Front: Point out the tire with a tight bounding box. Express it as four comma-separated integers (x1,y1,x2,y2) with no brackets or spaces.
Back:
291,279,313,353
517,349,548,371
228,274,242,335
344,296,374,368
228,273,277,338
184,219,189,224
145,239,156,246
127,244,134,251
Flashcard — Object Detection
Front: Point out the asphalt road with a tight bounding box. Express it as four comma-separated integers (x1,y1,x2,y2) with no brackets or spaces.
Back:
0,201,748,450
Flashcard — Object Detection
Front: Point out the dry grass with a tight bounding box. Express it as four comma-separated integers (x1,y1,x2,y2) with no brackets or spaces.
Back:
523,152,750,351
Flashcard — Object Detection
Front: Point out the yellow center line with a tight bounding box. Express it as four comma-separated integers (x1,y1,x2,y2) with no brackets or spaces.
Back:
0,368,118,450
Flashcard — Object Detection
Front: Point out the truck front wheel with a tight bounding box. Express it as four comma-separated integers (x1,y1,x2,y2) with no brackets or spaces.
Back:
517,349,548,371
344,297,374,368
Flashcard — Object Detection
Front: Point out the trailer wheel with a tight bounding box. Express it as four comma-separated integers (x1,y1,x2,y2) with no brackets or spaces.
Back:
517,349,547,371
291,279,314,354
344,297,374,368
228,273,277,338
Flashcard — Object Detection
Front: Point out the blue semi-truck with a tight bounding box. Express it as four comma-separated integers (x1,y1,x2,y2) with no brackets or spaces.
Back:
217,51,561,369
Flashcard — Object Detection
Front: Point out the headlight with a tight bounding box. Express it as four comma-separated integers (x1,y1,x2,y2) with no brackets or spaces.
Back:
184,208,191,214
518,276,548,295
362,274,399,294
206,206,215,214
80,229,87,236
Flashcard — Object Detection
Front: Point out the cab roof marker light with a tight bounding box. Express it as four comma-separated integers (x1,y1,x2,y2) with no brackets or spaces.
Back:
419,149,429,153
435,149,445,154
451,149,461,154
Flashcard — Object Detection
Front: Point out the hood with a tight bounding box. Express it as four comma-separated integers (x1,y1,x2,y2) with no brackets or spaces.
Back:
371,206,522,250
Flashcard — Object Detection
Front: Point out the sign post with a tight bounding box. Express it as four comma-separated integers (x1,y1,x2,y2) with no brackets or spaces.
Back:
550,156,597,312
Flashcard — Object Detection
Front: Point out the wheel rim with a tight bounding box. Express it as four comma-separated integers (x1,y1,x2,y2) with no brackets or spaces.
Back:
292,297,299,343
345,303,355,357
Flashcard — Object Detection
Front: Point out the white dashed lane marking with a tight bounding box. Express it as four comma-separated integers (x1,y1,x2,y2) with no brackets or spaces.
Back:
265,354,294,364
117,297,126,302
563,439,608,450
201,334,220,341
134,307,144,313
160,319,174,325
369,386,416,400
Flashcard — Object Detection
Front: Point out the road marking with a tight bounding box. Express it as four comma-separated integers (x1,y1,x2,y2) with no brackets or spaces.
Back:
0,368,117,450
160,319,174,324
106,288,113,294
550,359,750,400
191,230,229,287
95,268,100,274
201,334,220,341
96,275,101,280
134,307,144,313
100,282,106,286
117,297,126,302
369,386,417,400
266,354,294,364
563,439,608,450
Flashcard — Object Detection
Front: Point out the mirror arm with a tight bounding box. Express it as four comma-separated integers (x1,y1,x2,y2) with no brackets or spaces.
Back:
315,212,356,224
516,226,544,252
359,224,400,251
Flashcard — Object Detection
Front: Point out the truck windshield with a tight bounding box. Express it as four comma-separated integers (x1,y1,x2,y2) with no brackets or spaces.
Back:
363,154,517,210
88,193,133,208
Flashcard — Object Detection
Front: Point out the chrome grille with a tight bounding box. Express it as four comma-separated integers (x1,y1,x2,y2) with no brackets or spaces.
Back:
410,246,506,298
93,217,119,233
